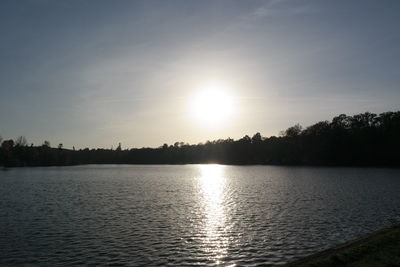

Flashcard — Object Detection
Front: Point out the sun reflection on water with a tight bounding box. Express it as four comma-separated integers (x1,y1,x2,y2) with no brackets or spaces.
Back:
197,164,230,265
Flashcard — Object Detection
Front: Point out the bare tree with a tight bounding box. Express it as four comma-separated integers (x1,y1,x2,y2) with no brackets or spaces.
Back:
15,136,28,147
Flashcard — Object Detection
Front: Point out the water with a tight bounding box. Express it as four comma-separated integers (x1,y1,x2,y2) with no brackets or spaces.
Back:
0,165,399,266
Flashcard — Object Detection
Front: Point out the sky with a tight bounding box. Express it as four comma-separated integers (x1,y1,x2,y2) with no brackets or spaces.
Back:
0,0,399,149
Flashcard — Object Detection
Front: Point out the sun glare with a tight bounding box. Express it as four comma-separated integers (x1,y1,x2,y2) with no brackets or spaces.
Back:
191,85,234,127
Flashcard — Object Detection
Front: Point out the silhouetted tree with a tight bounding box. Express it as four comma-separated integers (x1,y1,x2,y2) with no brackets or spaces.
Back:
1,111,399,167
285,124,302,137
303,121,330,136
2,139,14,151
42,140,51,148
239,135,251,144
252,132,262,143
331,114,351,129
15,136,28,147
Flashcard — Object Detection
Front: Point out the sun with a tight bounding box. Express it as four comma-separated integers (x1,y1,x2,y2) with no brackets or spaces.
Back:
190,85,234,127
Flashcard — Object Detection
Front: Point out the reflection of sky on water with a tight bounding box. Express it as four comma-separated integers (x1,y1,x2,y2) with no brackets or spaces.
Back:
2,166,400,265
197,164,231,265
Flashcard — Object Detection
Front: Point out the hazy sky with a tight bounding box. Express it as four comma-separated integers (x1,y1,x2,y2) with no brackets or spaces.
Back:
1,0,399,149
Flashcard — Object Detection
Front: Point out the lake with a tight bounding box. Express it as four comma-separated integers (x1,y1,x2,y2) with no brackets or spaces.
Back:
0,165,399,266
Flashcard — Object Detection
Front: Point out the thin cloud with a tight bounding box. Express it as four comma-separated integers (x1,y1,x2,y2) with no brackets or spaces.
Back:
252,0,319,19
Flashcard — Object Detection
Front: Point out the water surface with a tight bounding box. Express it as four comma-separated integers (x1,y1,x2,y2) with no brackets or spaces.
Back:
1,165,399,266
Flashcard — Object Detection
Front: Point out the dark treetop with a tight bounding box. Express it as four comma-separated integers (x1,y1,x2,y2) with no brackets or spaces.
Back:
1,111,399,167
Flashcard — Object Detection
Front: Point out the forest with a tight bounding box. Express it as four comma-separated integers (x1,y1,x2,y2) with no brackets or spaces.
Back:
1,111,399,167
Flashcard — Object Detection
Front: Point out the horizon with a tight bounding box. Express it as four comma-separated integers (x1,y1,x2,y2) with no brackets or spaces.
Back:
1,0,400,149
1,109,397,150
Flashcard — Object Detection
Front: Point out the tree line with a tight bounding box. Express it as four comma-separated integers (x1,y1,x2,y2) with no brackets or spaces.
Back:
1,111,399,167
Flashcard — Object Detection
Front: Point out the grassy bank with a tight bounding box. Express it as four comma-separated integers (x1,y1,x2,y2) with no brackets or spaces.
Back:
286,225,400,267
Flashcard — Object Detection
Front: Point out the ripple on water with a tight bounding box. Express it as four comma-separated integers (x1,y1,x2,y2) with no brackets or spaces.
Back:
0,165,400,266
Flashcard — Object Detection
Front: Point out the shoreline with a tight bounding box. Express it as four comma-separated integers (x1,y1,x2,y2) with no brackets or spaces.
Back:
286,224,400,266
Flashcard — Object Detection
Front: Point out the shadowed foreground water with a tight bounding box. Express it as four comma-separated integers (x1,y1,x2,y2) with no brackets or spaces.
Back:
1,165,399,266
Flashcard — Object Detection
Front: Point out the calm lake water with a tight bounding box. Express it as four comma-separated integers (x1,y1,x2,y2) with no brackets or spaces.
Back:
0,165,399,266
